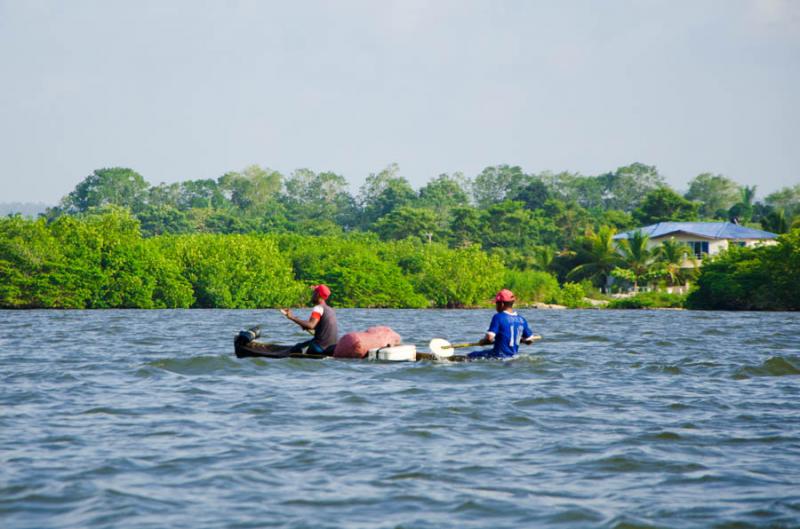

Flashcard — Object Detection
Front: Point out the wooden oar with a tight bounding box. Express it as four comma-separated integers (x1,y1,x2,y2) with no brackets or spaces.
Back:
428,339,478,358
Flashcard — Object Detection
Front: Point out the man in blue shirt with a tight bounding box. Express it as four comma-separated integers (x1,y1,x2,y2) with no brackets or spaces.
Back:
469,289,535,359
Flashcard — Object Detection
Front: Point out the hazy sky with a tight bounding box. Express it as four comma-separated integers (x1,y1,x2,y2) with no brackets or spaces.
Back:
1,0,798,204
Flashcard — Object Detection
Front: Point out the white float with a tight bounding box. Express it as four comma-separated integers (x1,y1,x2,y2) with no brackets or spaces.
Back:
367,344,417,362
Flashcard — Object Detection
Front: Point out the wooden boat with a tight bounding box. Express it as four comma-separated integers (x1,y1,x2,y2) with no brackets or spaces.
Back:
233,335,468,362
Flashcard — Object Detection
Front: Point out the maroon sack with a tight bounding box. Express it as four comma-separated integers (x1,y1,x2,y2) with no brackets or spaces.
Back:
333,326,402,359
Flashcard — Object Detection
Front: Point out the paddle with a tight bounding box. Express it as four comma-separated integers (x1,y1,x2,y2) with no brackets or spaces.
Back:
428,335,542,358
428,339,480,358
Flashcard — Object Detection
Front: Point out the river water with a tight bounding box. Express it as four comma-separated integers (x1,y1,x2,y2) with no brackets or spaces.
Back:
1,309,799,529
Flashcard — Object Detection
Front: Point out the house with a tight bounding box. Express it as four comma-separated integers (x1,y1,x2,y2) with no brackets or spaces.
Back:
614,222,778,265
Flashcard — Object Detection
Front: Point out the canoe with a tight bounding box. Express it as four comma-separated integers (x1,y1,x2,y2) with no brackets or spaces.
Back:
234,338,327,359
233,335,467,362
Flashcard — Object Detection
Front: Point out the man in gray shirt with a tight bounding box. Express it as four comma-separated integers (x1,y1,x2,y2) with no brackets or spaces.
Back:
281,284,339,355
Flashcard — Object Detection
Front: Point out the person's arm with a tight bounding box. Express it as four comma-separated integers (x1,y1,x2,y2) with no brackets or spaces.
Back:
280,308,320,331
521,317,534,344
522,318,542,345
478,314,500,345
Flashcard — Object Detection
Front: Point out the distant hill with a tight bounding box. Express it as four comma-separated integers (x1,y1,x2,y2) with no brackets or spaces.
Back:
0,202,50,218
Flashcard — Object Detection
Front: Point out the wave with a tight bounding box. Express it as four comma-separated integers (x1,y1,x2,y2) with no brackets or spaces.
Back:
146,355,242,375
733,356,800,379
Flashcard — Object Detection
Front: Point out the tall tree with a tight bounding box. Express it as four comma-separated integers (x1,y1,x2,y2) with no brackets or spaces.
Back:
358,164,416,226
282,168,354,227
177,179,227,210
481,201,539,249
539,171,605,210
472,165,529,208
284,169,348,206
765,184,800,218
448,206,485,248
512,178,551,210
147,183,183,209
218,165,282,211
761,209,789,234
684,173,741,218
601,163,666,212
540,198,591,247
137,205,192,236
728,185,757,224
417,173,470,209
57,167,149,213
633,187,700,225
374,206,441,242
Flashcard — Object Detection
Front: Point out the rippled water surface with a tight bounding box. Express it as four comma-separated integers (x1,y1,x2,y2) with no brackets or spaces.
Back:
2,309,799,529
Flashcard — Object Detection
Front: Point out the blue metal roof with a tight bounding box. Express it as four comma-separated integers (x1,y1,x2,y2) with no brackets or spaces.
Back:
613,222,777,240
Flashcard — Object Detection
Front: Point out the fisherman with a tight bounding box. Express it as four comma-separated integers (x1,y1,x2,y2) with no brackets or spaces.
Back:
469,289,535,359
281,284,339,355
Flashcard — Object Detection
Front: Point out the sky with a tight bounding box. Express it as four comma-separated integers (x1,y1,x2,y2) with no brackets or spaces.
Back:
1,0,798,204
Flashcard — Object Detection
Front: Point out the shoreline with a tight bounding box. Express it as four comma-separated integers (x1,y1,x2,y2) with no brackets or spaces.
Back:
2,306,795,312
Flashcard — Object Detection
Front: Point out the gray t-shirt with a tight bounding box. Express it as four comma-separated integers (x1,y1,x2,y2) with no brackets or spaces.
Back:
311,302,338,349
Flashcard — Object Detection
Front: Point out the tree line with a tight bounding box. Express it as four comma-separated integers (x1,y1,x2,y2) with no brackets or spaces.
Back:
1,162,798,309
45,163,800,246
0,208,537,309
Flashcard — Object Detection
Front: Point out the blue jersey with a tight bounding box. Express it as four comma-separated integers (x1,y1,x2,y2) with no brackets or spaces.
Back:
487,311,533,357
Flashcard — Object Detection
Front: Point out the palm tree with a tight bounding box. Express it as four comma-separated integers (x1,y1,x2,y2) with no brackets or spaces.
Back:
729,185,757,224
532,246,555,271
741,185,757,207
567,226,621,293
761,209,788,234
617,230,657,292
657,237,694,287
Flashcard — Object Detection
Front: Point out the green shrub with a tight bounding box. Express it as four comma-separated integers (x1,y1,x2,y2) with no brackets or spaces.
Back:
608,291,686,309
158,234,304,308
504,269,560,304
284,235,427,308
686,230,800,310
414,244,505,308
0,216,91,308
558,282,587,308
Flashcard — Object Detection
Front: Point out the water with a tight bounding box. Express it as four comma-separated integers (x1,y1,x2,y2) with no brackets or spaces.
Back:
1,309,799,529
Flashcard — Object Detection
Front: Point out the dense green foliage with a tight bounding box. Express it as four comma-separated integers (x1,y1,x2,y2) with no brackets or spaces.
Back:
37,163,799,257
4,162,799,310
565,226,621,293
503,269,561,305
633,188,699,225
0,208,193,308
686,229,800,310
607,292,687,309
557,282,589,308
685,173,741,218
0,210,544,309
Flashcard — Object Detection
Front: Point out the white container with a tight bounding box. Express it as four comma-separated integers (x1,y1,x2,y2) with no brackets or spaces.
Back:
367,344,417,362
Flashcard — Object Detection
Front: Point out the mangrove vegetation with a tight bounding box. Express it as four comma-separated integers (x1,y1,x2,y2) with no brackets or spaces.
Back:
1,163,799,310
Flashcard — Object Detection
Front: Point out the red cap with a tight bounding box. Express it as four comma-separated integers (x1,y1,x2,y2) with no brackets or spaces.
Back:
311,284,331,300
494,289,515,302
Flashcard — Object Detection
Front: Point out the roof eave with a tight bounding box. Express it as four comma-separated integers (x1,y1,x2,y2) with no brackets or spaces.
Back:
651,230,721,240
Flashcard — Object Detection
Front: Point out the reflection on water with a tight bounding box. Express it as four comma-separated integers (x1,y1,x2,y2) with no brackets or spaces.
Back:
1,309,799,529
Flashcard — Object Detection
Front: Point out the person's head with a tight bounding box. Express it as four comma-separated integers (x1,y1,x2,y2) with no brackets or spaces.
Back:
494,289,515,312
310,284,331,304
